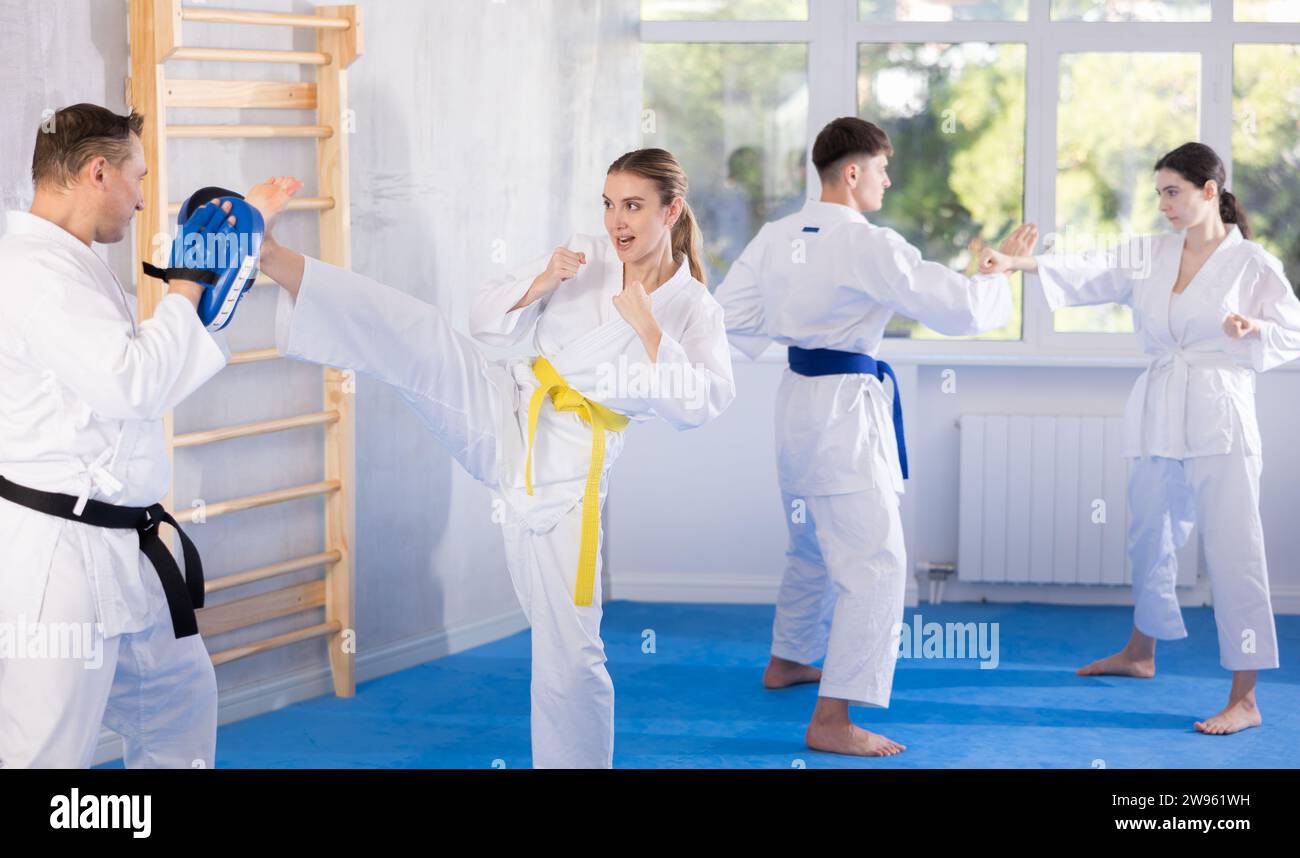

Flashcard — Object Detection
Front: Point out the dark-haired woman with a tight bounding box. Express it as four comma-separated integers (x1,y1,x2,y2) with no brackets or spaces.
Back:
255,152,736,767
982,142,1300,735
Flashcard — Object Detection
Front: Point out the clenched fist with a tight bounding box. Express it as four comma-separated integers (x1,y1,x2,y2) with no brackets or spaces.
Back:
613,279,655,335
1223,313,1260,340
539,247,587,296
513,247,587,312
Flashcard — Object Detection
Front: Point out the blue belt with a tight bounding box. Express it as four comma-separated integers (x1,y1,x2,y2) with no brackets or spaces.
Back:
787,346,909,480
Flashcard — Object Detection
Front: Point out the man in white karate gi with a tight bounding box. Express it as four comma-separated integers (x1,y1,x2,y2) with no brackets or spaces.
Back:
716,117,1035,756
0,103,288,768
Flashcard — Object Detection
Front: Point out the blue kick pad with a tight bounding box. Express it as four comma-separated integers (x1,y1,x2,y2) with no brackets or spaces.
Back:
141,186,264,333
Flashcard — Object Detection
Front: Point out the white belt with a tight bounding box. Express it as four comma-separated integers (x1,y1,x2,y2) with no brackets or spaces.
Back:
1143,349,1239,459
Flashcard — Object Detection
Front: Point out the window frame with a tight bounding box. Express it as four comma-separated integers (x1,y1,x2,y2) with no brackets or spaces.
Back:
640,0,1300,361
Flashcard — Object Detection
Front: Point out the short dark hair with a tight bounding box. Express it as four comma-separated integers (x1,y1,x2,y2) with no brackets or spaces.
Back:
812,117,892,183
32,103,145,189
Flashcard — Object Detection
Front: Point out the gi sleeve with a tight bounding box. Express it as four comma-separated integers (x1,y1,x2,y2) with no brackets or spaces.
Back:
1240,254,1300,373
714,224,773,360
626,298,737,431
845,225,1013,336
468,236,575,347
1034,238,1138,310
13,261,227,421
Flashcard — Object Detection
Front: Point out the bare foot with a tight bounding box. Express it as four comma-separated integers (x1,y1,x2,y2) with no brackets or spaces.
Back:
763,656,821,689
244,176,304,232
1077,651,1156,678
805,720,906,758
1195,697,1262,736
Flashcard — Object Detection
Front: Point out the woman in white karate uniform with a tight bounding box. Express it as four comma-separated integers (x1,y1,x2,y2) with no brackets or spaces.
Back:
982,142,1300,735
256,150,735,768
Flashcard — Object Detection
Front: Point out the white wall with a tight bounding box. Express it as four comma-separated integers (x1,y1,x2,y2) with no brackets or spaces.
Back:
610,350,1300,616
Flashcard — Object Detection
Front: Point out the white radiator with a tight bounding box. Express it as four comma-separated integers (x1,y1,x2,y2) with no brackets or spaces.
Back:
957,414,1197,586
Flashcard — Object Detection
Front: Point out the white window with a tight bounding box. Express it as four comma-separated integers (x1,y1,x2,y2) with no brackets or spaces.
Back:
641,0,1300,359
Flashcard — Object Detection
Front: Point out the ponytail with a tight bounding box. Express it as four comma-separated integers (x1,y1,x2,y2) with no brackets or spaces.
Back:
672,199,706,285
1219,190,1251,240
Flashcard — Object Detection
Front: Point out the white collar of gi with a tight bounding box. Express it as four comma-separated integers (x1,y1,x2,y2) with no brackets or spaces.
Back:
5,209,105,262
1220,222,1243,250
638,249,695,303
1176,221,1243,252
662,251,697,290
5,209,138,333
800,199,869,226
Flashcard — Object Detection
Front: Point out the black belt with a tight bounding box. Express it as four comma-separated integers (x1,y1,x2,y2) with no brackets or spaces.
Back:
0,475,205,638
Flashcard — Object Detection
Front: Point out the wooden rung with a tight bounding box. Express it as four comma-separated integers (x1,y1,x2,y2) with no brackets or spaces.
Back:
206,550,342,595
209,621,341,666
167,123,333,139
228,348,281,366
175,410,340,449
165,79,317,109
171,46,331,65
178,480,341,521
182,7,353,30
167,196,334,217
198,580,325,637
288,196,336,211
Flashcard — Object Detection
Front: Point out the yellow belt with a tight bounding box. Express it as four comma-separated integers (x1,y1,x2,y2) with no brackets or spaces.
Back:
525,357,630,606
